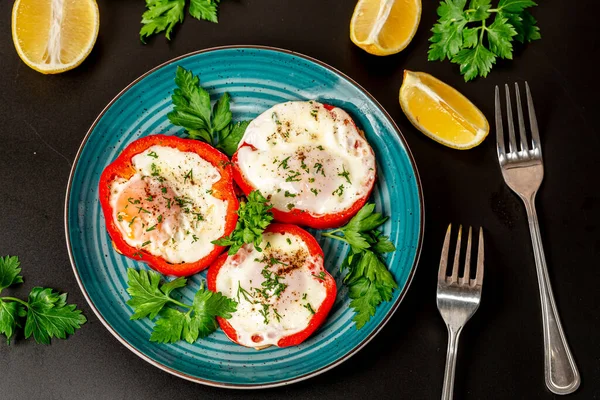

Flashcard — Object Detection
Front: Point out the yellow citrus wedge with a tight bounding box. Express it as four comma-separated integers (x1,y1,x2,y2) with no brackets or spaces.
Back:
12,0,99,74
399,70,489,149
350,0,421,56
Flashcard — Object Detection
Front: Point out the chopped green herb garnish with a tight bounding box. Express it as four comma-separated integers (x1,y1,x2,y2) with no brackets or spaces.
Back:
287,203,295,210
146,225,157,232
141,240,152,247
147,151,158,159
150,163,161,177
310,188,319,196
278,156,291,170
338,165,352,184
314,163,325,177
184,169,193,183
284,191,297,198
304,303,315,315
332,184,344,196
286,171,301,182
286,238,292,245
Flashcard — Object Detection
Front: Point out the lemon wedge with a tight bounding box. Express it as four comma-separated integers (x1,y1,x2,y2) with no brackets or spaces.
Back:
350,0,421,56
400,70,489,149
12,0,99,74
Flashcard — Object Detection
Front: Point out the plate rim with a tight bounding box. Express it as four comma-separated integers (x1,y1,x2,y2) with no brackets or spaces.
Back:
64,45,425,389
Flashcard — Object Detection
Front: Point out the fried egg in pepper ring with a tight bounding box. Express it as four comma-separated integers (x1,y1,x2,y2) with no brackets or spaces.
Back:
232,101,377,229
98,135,239,277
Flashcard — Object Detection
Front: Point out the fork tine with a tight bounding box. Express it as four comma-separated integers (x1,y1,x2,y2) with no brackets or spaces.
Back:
438,224,452,280
525,82,541,152
504,84,518,153
495,86,506,159
450,225,462,283
460,227,472,285
514,83,529,151
474,228,485,285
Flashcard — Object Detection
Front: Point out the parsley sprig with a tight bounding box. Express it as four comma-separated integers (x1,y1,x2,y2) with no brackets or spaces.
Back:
126,268,237,343
0,256,87,344
322,204,397,329
428,0,541,81
140,0,224,43
168,66,250,156
213,190,274,255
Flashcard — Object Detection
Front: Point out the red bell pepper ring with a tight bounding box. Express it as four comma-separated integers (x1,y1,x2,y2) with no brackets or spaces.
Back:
231,103,375,229
98,135,239,276
207,223,337,348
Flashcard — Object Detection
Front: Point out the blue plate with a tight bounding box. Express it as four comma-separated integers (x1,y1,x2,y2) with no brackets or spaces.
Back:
65,46,423,388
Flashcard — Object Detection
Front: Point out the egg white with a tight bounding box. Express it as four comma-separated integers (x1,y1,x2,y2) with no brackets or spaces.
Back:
235,101,376,215
215,231,327,348
109,145,228,264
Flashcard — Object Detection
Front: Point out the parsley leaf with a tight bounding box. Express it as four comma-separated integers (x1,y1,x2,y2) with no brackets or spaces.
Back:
0,256,86,344
146,280,238,344
451,45,497,81
140,0,186,43
322,204,398,328
0,256,24,293
213,190,274,254
190,285,237,338
140,0,224,42
0,301,26,343
189,0,219,23
168,66,250,155
498,0,537,13
344,251,398,329
428,0,540,81
487,15,517,59
217,121,251,156
126,268,186,320
149,308,189,343
23,288,87,345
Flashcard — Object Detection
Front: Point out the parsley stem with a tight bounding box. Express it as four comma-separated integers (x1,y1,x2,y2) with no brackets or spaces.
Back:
480,20,486,42
1,296,29,307
169,298,191,309
321,231,348,243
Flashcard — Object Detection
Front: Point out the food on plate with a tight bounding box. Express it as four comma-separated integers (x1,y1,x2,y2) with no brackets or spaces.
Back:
167,66,250,157
232,100,377,229
213,190,274,255
125,268,237,344
12,0,99,74
98,135,238,276
400,70,489,150
350,0,422,56
207,224,337,348
321,203,397,328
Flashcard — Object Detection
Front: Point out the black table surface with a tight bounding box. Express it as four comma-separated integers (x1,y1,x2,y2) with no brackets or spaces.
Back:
1,0,599,399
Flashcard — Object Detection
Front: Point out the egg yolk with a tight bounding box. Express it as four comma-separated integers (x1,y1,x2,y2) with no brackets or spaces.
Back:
113,177,181,245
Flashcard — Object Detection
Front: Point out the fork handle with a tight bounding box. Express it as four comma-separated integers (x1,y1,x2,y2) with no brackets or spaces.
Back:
441,326,461,400
524,198,581,394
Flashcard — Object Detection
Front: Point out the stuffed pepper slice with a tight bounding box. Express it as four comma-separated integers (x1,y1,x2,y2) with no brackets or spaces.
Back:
99,135,238,276
232,101,377,229
207,223,336,348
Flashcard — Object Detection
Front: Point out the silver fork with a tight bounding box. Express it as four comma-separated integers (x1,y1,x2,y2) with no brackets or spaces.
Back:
495,83,580,394
437,225,484,400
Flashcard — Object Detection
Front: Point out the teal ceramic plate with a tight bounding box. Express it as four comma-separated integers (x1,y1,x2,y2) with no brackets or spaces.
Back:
65,46,423,388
